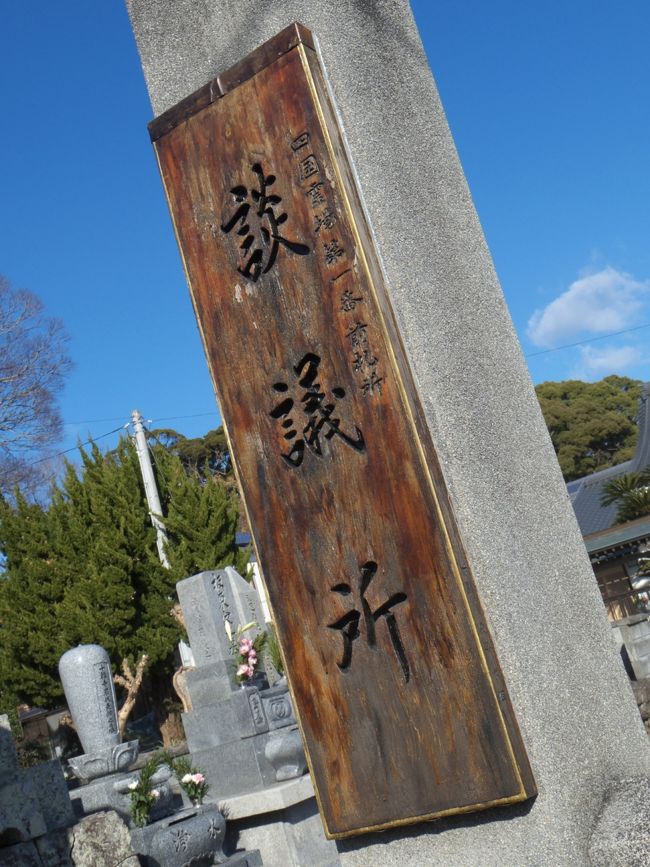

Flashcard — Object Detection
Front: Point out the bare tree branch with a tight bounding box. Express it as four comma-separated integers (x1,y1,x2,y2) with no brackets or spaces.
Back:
113,653,149,738
0,276,72,494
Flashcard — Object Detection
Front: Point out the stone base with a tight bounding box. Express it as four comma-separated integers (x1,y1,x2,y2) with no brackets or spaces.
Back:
69,766,177,822
219,776,340,867
68,741,139,782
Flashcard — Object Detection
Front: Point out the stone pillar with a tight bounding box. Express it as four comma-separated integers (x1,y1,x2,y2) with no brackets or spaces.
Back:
125,2,650,864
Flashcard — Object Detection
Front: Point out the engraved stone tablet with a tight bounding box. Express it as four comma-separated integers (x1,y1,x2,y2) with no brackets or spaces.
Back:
150,23,536,838
59,644,120,755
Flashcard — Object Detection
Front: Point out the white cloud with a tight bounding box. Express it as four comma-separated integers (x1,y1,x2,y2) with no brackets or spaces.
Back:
577,344,644,375
527,266,650,348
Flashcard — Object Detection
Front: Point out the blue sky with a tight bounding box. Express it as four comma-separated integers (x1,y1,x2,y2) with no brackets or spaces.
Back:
1,2,649,464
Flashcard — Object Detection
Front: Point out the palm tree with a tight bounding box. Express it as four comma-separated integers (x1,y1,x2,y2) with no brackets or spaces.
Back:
600,467,650,522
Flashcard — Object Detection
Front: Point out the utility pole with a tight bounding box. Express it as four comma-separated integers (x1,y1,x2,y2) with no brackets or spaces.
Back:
131,409,170,569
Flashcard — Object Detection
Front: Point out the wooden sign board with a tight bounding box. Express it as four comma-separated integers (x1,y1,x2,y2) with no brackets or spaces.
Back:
150,22,536,838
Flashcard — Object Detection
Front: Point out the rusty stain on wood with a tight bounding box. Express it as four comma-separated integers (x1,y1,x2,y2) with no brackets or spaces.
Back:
150,22,536,839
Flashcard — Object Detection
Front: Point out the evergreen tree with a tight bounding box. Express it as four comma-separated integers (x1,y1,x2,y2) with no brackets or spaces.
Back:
0,432,246,712
152,444,249,582
535,375,643,481
0,493,68,708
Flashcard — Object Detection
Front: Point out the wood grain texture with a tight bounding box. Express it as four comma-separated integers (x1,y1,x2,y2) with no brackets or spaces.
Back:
152,27,536,838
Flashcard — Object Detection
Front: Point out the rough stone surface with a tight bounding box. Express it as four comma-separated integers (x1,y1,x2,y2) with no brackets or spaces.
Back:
126,1,650,864
0,778,47,843
31,761,76,832
588,777,650,866
34,830,73,867
0,840,43,867
66,811,139,867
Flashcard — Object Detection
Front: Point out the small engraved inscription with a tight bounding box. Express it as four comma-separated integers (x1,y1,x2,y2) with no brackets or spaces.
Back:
170,829,190,853
291,131,310,151
340,289,363,312
94,662,118,734
299,154,320,179
314,208,336,234
270,353,365,468
324,239,345,266
210,573,233,635
221,162,309,281
305,180,326,205
248,691,267,728
346,322,383,397
328,561,410,682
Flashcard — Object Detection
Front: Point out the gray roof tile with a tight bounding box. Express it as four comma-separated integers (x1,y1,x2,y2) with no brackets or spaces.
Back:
569,383,650,536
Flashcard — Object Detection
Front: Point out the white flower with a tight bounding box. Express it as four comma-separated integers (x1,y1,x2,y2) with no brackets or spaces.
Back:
151,789,160,799
128,781,138,791
181,773,193,784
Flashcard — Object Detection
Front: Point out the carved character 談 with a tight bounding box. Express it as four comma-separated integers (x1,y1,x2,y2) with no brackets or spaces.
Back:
221,162,310,281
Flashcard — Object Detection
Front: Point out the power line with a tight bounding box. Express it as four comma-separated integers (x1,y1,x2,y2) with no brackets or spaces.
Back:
526,322,650,358
28,424,129,466
67,410,218,425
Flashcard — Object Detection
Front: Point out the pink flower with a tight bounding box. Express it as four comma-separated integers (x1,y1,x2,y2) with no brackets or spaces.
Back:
191,773,205,784
236,664,249,677
240,638,253,653
246,665,255,678
247,649,257,663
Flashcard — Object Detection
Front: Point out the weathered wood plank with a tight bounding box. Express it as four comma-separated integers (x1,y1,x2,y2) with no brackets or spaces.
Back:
152,26,536,838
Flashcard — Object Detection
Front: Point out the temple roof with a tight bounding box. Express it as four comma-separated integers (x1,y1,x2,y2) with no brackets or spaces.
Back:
568,383,650,537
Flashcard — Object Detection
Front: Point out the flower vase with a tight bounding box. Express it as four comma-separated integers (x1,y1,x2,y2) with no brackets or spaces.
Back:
130,804,226,867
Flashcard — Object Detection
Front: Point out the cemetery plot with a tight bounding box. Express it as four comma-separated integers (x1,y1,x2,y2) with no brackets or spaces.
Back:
150,23,536,838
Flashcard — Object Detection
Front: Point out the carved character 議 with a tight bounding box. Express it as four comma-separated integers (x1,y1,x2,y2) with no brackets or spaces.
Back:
270,353,365,468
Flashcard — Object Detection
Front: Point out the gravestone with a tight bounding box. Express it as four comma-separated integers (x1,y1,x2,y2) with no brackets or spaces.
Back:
58,645,172,823
126,2,650,864
176,570,306,800
0,714,75,865
59,645,138,782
